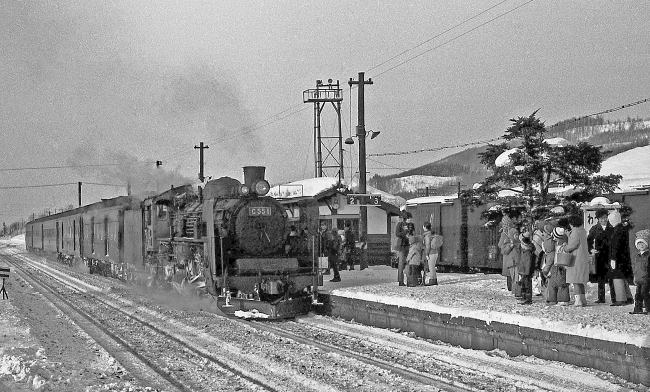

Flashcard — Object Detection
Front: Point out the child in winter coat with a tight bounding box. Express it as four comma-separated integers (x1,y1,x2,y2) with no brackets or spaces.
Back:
543,227,570,305
630,229,650,315
406,235,424,287
518,231,534,305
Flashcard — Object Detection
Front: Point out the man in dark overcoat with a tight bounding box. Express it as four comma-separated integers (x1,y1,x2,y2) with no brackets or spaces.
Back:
608,218,634,304
587,209,615,303
395,211,415,286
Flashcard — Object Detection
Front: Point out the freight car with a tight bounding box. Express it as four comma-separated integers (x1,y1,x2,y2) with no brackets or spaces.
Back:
404,195,501,272
25,166,320,319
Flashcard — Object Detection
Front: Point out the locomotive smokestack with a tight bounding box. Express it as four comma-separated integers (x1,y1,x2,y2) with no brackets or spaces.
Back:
243,166,266,188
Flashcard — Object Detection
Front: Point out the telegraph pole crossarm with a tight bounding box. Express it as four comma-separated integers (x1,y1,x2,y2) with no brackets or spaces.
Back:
194,142,209,182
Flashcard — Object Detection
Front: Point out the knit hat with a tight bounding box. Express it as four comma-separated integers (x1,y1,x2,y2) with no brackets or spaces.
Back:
635,229,650,249
552,227,565,239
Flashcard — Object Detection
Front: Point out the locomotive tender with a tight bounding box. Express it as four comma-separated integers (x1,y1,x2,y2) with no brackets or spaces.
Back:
25,166,320,319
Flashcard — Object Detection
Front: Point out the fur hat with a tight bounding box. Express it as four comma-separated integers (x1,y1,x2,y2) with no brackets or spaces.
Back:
552,227,565,239
635,229,650,249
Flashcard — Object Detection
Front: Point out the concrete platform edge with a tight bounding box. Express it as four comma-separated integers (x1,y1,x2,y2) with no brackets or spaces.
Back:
316,294,650,386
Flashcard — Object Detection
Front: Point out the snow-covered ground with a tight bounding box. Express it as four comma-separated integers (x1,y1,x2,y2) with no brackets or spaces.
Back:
324,266,650,348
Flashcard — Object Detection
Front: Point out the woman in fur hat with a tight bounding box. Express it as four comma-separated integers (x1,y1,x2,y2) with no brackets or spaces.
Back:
630,229,650,314
563,215,591,307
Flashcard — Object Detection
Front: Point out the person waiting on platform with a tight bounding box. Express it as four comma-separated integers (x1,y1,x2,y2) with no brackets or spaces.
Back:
630,229,650,314
543,226,570,306
588,209,615,304
406,235,424,287
395,211,415,286
517,230,535,305
342,221,356,271
422,222,442,286
563,215,590,307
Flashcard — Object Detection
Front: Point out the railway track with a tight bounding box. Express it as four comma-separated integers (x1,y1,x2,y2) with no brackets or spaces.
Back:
246,319,476,392
3,248,635,392
1,250,299,392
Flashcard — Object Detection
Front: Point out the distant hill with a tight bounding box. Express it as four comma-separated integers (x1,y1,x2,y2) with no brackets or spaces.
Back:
369,116,650,199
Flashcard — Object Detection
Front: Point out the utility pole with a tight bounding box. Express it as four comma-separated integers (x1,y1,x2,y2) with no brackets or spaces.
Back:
348,72,373,241
194,142,209,182
78,182,82,207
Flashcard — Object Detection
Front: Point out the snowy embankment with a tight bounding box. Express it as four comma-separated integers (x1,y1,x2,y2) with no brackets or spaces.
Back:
599,145,650,191
330,269,649,348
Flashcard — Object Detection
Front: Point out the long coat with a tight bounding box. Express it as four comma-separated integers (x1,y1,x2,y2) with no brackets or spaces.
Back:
498,230,514,276
631,250,649,285
609,223,633,280
564,227,590,284
587,222,614,279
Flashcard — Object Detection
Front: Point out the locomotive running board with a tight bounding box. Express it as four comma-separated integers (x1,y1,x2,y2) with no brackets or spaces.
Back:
216,296,312,319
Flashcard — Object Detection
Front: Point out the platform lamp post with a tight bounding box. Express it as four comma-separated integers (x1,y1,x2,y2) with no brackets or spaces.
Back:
345,129,380,238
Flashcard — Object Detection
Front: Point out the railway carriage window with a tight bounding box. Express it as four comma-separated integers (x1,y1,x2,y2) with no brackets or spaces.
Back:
73,220,76,251
145,207,152,226
157,205,168,220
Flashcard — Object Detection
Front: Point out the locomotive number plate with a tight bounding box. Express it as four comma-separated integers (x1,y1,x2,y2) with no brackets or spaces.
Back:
249,207,272,216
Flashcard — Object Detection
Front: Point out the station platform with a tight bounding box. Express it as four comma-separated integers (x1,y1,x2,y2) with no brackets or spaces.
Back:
316,265,650,386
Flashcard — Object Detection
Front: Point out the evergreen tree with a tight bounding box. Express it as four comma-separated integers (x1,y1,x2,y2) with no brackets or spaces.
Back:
462,111,621,220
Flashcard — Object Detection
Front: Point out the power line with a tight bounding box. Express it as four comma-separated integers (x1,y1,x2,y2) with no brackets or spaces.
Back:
370,0,534,79
0,162,156,173
160,3,531,166
367,0,511,74
548,97,650,129
369,96,650,158
0,182,124,190
369,137,502,157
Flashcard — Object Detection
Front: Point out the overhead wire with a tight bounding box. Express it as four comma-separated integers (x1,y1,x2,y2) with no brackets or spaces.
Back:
368,96,650,158
159,1,532,168
369,0,535,79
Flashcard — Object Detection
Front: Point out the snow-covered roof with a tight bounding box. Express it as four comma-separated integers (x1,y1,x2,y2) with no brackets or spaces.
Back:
497,185,579,198
268,177,405,208
268,177,346,199
406,194,458,206
598,145,650,192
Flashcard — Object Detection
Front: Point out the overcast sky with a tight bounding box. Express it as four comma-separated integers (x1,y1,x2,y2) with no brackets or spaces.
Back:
1,0,649,224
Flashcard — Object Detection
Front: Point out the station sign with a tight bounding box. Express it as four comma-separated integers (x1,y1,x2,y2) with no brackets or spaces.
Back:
346,194,381,206
0,267,9,278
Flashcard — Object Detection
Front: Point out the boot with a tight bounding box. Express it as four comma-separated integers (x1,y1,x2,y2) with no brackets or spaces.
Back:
573,295,585,307
518,293,532,305
595,283,605,303
629,302,645,314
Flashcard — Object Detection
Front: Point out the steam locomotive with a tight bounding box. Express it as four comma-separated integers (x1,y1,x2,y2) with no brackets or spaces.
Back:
25,166,320,319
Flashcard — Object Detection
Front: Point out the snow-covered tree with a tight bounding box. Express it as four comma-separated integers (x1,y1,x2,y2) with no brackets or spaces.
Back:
462,111,621,219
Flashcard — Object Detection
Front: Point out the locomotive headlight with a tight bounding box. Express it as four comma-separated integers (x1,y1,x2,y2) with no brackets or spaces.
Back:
254,180,270,195
240,184,250,195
